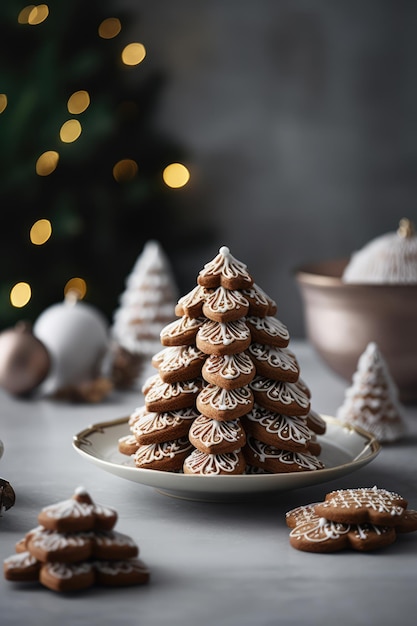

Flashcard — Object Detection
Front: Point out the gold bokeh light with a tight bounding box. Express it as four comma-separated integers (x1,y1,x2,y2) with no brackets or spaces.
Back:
98,17,122,39
36,150,59,176
121,43,146,66
10,282,32,308
18,4,49,25
0,94,7,114
64,277,87,300
60,119,82,143
67,90,90,114
30,219,52,245
162,163,190,188
112,159,138,182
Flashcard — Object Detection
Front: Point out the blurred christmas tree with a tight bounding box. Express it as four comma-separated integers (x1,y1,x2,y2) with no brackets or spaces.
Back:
0,1,211,327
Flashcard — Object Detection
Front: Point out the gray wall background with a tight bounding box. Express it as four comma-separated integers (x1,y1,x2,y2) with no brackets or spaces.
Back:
121,0,417,337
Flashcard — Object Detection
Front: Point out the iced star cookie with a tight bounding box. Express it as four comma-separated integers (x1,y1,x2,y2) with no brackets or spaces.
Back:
202,286,250,322
175,284,209,318
144,375,202,412
183,449,246,475
133,437,193,471
288,515,397,553
314,486,408,526
131,407,198,445
249,376,310,416
118,434,140,456
244,436,324,473
94,558,150,587
196,383,254,421
92,531,139,560
196,319,251,356
245,316,289,348
241,283,277,317
40,561,95,592
151,345,205,384
202,352,256,390
37,487,117,533
3,551,41,582
247,344,299,383
197,245,254,290
26,528,93,563
160,316,205,347
241,405,315,453
188,415,246,454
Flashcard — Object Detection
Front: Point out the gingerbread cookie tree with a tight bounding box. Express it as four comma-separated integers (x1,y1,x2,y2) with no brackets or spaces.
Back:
111,240,179,388
336,342,406,442
3,487,150,592
119,246,326,475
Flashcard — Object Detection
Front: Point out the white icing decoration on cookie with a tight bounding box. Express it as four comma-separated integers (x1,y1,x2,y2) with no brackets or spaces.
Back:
290,518,350,542
247,437,323,470
197,383,253,412
41,498,94,520
198,246,253,286
145,377,201,403
203,286,249,316
4,551,38,568
31,530,89,550
246,316,290,342
245,405,311,446
250,377,310,411
197,319,250,347
133,438,192,465
132,408,197,437
189,416,243,446
176,285,209,313
320,487,406,517
160,316,205,341
242,283,277,313
152,345,204,373
44,561,93,579
203,352,254,381
248,344,299,376
184,449,243,474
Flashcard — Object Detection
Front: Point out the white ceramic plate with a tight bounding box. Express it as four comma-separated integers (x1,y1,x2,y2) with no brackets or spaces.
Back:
72,416,380,501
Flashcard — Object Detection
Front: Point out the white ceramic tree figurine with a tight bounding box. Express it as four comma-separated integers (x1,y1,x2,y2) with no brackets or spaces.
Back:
336,342,406,442
111,240,179,388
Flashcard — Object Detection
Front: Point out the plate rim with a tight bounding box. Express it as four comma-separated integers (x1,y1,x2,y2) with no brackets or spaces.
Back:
72,415,381,494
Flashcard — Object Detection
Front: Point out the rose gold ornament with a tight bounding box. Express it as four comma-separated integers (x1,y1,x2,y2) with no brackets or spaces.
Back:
0,322,51,396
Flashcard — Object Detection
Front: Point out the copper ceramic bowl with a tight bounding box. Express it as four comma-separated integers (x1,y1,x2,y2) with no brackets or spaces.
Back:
295,258,417,404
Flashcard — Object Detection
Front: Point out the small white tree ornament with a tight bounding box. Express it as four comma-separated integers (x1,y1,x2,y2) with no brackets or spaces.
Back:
336,342,406,442
111,240,179,388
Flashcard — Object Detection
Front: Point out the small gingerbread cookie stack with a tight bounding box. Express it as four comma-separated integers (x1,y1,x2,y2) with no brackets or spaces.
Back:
119,246,326,475
3,487,150,592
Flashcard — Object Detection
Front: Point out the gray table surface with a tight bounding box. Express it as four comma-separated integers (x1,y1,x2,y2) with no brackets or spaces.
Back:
1,339,416,626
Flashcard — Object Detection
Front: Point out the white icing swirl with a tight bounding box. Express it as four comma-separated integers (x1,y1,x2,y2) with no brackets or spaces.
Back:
189,415,243,446
184,449,243,474
203,352,255,381
197,384,253,413
198,246,253,287
197,319,250,348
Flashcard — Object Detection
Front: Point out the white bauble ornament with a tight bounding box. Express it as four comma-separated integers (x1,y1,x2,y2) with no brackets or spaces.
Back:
343,218,417,284
33,296,111,396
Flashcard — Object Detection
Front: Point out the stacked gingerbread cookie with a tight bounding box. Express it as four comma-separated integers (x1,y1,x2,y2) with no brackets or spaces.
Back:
286,486,417,552
118,245,327,475
3,487,150,592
